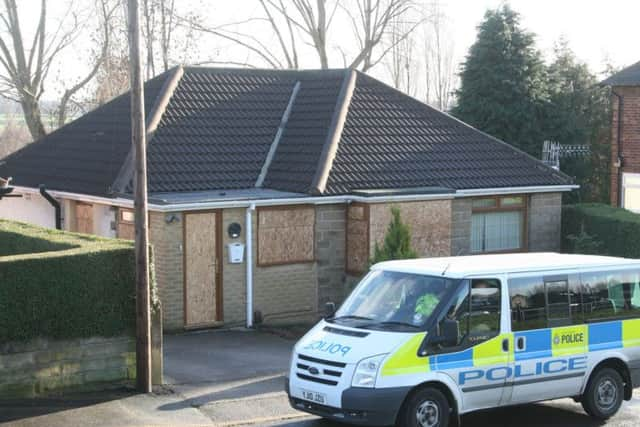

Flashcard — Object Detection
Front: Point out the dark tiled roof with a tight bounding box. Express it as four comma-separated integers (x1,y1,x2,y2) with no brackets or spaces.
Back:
0,72,169,196
602,61,640,86
0,67,572,199
146,68,298,192
323,73,571,194
262,71,345,193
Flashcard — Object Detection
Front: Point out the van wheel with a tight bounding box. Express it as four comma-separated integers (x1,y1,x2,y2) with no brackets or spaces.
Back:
581,368,624,420
398,387,450,427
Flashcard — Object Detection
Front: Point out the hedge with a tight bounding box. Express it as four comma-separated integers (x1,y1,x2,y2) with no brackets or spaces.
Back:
0,220,137,343
561,203,640,258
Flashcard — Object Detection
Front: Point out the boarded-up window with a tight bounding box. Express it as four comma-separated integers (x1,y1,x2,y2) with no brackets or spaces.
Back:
117,208,135,240
257,206,315,266
346,203,369,274
74,202,94,234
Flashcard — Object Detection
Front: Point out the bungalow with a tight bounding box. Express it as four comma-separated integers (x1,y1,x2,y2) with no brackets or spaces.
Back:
602,61,640,212
0,67,575,331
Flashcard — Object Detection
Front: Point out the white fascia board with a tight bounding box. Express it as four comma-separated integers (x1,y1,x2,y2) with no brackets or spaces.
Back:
454,185,579,198
12,184,578,213
12,186,134,208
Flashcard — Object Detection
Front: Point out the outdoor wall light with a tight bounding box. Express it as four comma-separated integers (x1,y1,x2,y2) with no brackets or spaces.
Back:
228,222,242,238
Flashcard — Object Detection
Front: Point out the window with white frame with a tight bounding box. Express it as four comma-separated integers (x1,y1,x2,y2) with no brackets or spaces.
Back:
471,196,526,253
622,173,640,213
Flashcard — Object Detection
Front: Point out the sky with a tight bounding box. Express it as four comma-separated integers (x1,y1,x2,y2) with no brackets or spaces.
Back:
14,0,640,102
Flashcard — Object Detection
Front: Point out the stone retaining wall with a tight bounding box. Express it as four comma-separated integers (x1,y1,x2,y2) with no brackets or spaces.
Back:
0,335,135,398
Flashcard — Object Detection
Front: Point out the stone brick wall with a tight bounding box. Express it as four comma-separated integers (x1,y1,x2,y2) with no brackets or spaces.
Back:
611,86,640,207
0,336,135,398
368,200,452,257
221,208,247,326
451,198,472,256
253,208,318,324
316,204,347,307
149,211,184,331
528,193,562,252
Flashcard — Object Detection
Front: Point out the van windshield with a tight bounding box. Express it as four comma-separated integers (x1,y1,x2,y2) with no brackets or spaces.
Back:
330,270,458,331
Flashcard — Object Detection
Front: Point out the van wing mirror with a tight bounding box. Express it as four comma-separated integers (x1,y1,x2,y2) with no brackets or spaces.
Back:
325,302,336,318
431,319,459,347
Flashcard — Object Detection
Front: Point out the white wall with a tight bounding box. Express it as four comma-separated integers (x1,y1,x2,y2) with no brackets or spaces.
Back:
93,203,117,238
0,191,56,228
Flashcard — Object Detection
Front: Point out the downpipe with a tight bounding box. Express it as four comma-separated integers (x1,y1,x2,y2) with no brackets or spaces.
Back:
39,185,62,230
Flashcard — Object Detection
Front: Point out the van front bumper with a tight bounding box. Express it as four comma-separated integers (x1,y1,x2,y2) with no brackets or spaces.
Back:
286,381,410,426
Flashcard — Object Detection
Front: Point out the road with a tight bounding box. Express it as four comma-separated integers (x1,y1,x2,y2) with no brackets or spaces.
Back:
253,391,640,427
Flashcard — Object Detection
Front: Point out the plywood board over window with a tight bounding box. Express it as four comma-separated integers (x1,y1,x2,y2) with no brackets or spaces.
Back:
258,206,315,266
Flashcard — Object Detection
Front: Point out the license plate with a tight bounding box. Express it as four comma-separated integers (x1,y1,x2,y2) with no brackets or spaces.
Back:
301,389,326,404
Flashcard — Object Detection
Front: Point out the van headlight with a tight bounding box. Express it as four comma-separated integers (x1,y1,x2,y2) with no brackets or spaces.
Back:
352,354,387,388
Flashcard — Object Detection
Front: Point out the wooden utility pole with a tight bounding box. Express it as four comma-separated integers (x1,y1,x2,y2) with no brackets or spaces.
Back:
127,0,152,393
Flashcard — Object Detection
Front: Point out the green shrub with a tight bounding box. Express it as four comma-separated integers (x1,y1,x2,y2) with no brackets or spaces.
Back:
370,207,417,264
0,220,138,343
562,203,640,257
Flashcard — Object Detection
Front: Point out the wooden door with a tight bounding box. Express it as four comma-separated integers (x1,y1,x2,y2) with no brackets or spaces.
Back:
75,202,94,234
184,212,221,327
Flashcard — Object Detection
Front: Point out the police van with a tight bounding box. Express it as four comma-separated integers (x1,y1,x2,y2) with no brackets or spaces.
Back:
286,253,640,426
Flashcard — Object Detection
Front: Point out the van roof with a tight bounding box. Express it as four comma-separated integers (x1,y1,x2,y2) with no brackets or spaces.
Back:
372,253,640,278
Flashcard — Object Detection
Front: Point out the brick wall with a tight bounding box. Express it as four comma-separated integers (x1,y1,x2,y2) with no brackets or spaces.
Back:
221,208,247,326
0,336,135,398
611,86,640,206
316,204,347,307
451,198,472,256
528,193,562,252
149,211,184,331
252,208,318,324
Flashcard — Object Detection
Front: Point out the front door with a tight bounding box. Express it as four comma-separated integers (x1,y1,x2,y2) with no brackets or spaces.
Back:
184,211,221,327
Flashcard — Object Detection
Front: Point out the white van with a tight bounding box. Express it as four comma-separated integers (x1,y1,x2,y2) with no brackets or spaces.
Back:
286,253,640,427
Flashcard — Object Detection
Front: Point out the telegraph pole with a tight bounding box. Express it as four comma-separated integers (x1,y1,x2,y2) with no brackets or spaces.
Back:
127,0,152,393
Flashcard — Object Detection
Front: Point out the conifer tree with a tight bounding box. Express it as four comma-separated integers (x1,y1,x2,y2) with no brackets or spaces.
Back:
371,207,417,264
452,5,548,156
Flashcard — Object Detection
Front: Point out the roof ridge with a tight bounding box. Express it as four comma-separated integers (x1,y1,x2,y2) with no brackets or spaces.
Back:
255,80,302,188
309,69,357,195
110,65,185,195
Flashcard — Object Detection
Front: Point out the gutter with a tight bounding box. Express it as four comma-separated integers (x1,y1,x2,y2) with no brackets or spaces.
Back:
12,184,578,213
38,185,62,230
611,88,624,207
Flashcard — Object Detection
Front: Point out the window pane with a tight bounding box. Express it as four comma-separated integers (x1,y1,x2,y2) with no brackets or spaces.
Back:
546,280,570,326
468,279,501,343
483,211,522,251
582,270,640,322
472,198,497,209
624,187,640,212
624,173,640,186
501,196,524,207
510,276,546,331
471,214,485,252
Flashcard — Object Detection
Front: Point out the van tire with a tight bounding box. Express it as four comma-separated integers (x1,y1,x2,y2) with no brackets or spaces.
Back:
398,387,450,427
581,368,624,420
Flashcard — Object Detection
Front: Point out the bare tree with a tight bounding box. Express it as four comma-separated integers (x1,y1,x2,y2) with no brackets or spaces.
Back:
57,0,116,126
0,0,113,141
422,1,455,110
182,0,418,72
385,17,418,96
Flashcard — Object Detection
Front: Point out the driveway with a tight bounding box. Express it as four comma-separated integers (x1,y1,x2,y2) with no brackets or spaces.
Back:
2,329,640,427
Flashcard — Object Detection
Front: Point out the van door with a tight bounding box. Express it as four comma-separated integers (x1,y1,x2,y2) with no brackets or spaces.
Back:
506,273,588,405
427,277,512,412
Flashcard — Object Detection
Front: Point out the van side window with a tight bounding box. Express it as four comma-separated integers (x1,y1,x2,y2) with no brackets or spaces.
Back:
431,279,501,352
582,270,640,322
509,277,546,331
